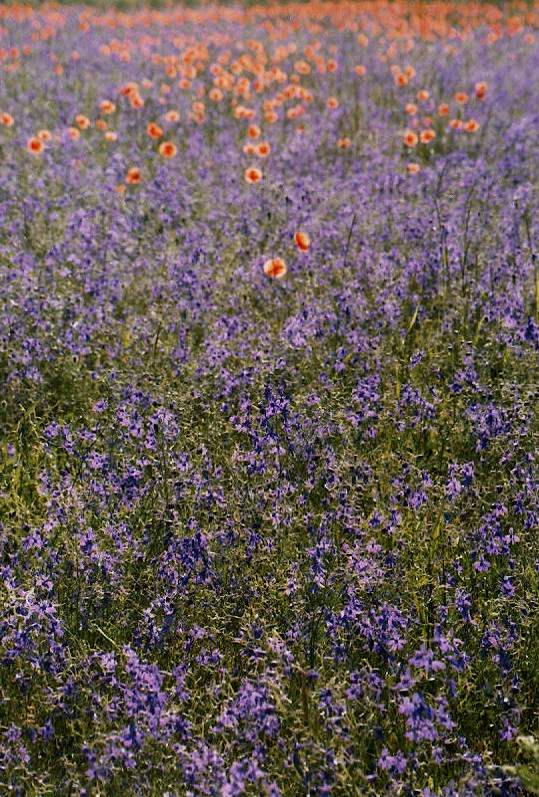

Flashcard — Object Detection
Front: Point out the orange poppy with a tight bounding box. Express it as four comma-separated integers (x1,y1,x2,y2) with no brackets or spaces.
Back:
287,105,304,120
37,129,52,141
147,122,164,139
326,59,338,73
294,231,310,252
406,162,421,174
405,103,418,115
419,128,436,144
256,141,271,157
208,88,223,102
474,82,488,100
449,118,463,130
438,103,450,116
327,96,339,110
120,82,138,96
244,166,263,183
0,112,14,127
454,92,469,104
125,167,142,184
67,127,80,140
129,93,144,110
234,105,256,121
395,72,408,87
416,89,430,102
464,119,480,133
164,110,180,123
75,114,91,130
337,137,352,149
295,60,311,76
158,141,177,158
403,129,418,147
95,119,107,131
247,124,261,139
243,143,256,156
104,131,118,142
404,65,416,79
263,257,287,279
354,65,367,76
99,100,116,115
27,137,44,155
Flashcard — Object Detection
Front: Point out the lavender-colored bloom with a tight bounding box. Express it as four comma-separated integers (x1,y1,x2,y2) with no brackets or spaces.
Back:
0,5,538,795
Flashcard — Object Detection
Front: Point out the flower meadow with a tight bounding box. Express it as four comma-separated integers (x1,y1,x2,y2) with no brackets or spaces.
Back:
1,1,539,794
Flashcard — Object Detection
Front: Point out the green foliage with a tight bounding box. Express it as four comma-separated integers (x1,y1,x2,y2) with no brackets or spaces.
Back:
506,736,539,795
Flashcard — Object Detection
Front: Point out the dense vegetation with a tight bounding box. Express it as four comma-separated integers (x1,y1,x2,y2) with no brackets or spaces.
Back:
1,2,538,795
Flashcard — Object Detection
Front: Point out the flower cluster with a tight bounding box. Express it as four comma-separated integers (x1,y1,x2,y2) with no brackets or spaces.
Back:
1,1,539,795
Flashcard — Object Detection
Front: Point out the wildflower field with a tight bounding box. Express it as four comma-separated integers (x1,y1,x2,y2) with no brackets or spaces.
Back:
1,1,539,794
